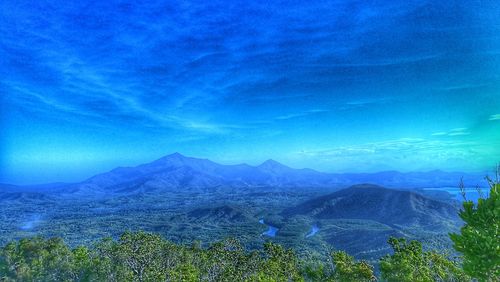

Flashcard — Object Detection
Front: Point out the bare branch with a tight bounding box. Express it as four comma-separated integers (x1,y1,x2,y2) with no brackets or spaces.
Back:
459,177,467,201
496,162,499,183
475,184,484,200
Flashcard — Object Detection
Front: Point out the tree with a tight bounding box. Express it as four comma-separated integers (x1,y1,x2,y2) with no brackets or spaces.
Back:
168,263,199,281
0,249,7,279
301,261,329,281
330,251,375,282
380,237,469,282
93,236,133,281
0,237,75,281
450,173,500,281
117,231,167,281
70,246,93,281
204,237,257,281
258,242,304,282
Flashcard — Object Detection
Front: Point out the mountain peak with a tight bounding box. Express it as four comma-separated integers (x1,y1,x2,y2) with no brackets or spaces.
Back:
146,152,200,168
152,152,189,162
260,159,283,167
166,152,186,158
348,184,386,190
258,159,292,172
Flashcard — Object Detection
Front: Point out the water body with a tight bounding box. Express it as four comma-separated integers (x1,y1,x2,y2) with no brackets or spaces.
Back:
259,218,278,237
306,224,320,238
423,187,489,203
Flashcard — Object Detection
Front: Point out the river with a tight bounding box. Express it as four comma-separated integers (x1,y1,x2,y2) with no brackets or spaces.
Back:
259,218,279,237
306,224,320,238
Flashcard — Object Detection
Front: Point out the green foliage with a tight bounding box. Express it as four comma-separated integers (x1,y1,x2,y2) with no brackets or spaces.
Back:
301,262,328,281
258,242,304,282
0,233,306,281
380,237,469,282
450,177,500,281
168,263,199,281
330,251,375,282
1,232,483,282
301,251,375,282
0,237,76,281
117,231,167,281
0,231,487,282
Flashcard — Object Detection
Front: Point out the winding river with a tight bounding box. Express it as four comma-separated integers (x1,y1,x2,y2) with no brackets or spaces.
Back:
259,218,279,237
306,224,320,238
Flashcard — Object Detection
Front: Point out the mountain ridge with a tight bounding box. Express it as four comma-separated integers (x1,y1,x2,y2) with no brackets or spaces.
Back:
1,153,487,195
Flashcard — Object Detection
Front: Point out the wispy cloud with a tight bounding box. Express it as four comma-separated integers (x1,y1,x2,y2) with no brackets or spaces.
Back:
436,83,490,91
489,114,500,121
294,137,492,172
298,138,475,158
1,0,500,183
340,97,397,110
275,109,327,120
432,128,470,137
431,132,447,136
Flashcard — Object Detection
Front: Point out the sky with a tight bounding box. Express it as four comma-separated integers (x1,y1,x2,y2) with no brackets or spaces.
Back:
1,0,500,184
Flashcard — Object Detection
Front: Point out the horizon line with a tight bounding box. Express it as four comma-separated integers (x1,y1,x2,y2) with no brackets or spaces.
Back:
2,152,492,187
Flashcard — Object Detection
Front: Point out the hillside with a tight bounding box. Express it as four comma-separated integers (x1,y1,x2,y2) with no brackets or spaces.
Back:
187,205,253,223
283,184,460,228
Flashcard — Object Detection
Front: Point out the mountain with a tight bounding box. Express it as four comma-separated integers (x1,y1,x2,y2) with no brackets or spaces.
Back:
277,184,462,259
3,153,485,196
65,153,339,195
282,184,460,228
257,159,295,174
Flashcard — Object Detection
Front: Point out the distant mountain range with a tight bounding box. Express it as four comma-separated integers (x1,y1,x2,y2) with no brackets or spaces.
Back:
1,153,487,197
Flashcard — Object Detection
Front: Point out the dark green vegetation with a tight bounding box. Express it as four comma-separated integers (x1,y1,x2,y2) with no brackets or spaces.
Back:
379,238,468,282
450,177,500,281
0,231,470,282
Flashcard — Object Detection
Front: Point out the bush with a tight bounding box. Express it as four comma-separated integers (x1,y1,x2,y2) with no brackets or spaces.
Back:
450,176,500,281
380,237,469,282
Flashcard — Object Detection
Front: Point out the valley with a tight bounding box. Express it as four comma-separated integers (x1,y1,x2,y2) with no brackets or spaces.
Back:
0,153,488,263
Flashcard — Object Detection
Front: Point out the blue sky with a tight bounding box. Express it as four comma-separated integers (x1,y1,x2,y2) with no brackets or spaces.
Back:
1,0,500,184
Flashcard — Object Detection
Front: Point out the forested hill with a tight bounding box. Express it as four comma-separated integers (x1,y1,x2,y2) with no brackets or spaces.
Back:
283,184,460,227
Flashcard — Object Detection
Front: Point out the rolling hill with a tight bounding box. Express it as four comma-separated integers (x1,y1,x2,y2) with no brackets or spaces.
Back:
282,184,460,228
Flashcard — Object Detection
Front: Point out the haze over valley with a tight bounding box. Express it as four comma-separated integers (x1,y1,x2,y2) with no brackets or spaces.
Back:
0,153,490,261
